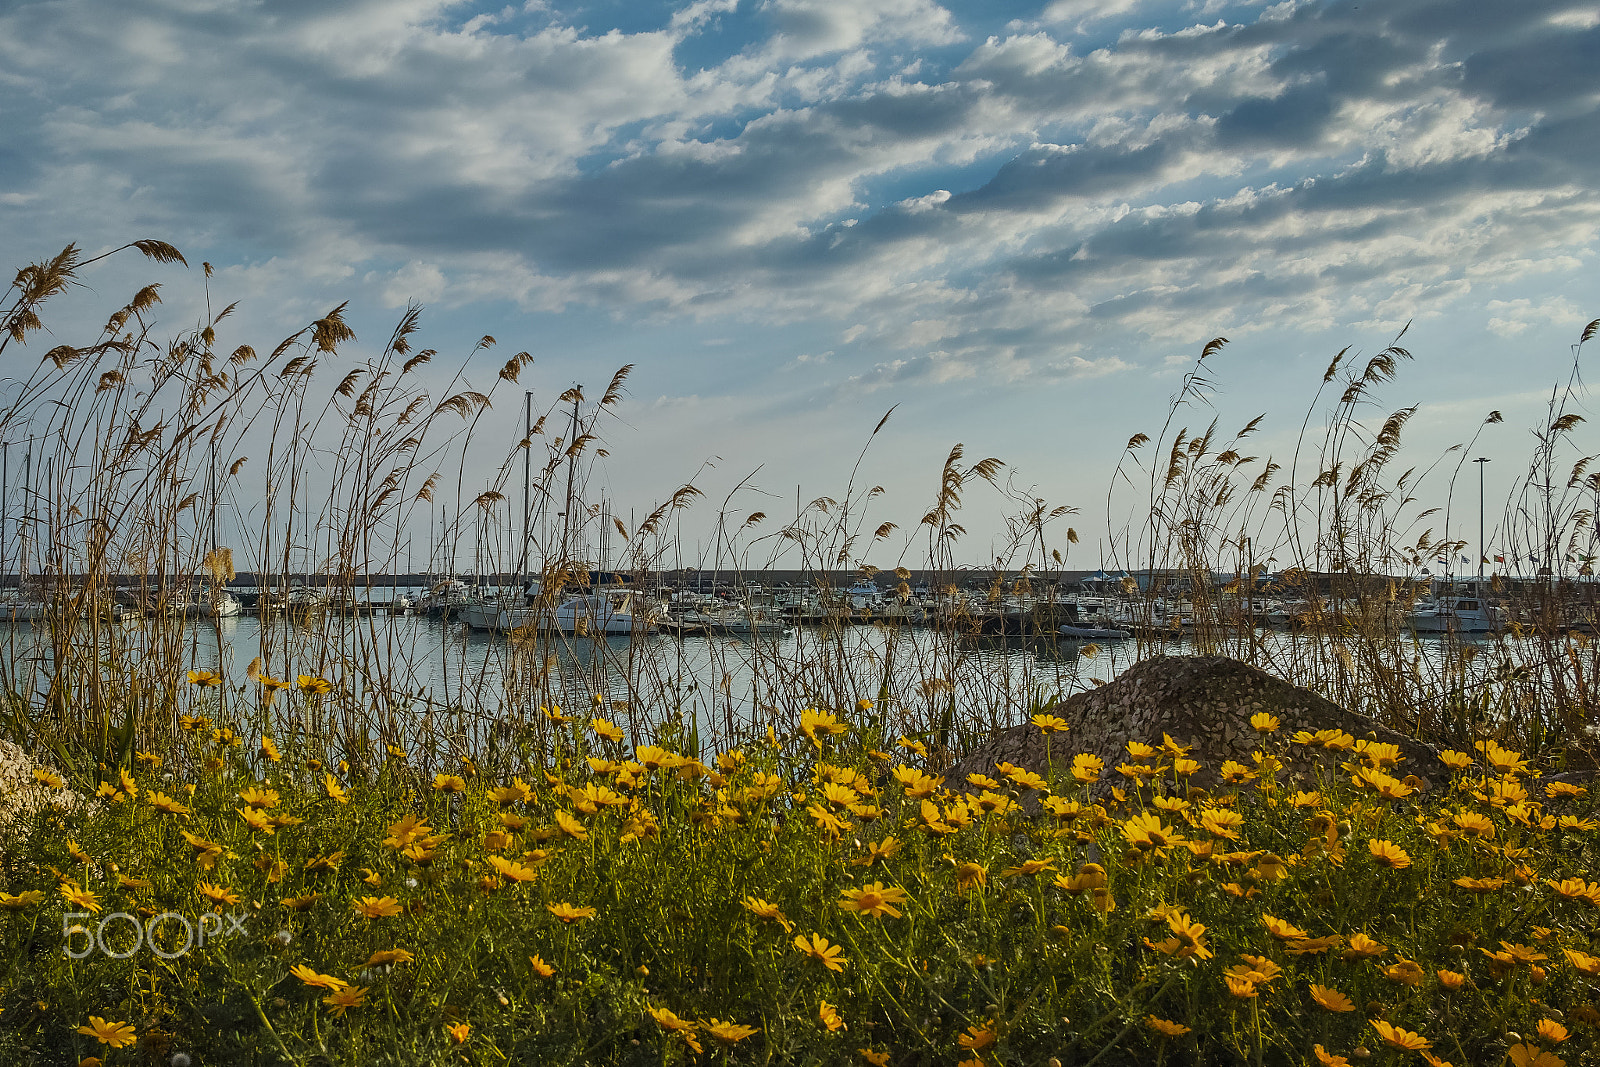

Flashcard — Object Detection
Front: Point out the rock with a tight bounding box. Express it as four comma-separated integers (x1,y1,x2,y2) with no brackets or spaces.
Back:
947,655,1445,794
0,738,76,838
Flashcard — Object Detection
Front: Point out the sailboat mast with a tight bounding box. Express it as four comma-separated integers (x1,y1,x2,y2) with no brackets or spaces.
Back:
521,390,532,577
561,389,578,565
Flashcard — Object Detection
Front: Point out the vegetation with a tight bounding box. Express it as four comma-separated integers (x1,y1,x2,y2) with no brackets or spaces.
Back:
0,242,1598,1063
3,698,1598,1065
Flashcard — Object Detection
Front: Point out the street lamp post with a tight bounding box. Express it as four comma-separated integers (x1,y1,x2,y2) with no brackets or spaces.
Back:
1474,457,1490,579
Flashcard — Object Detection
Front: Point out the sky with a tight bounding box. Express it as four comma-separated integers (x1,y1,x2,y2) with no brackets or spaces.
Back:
1,0,1597,573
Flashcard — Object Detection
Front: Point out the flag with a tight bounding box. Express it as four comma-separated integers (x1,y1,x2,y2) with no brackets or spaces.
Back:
1494,555,1505,563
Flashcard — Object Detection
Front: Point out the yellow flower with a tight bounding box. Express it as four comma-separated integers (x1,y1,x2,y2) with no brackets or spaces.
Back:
0,890,46,909
897,735,928,756
1001,859,1058,878
859,1050,890,1066
383,813,432,850
1262,914,1309,941
1146,1016,1191,1037
819,1000,846,1032
290,964,348,991
1453,876,1509,893
1032,713,1069,733
280,893,320,912
1066,753,1103,783
490,779,533,805
261,674,291,692
1199,807,1246,840
703,1018,759,1044
32,767,63,789
528,954,556,977
447,1022,471,1045
354,896,403,919
238,806,277,834
799,707,848,747
1371,1020,1431,1051
259,737,282,762
591,717,624,743
322,985,367,1016
432,774,466,793
742,896,793,932
1122,811,1184,851
547,902,596,923
853,837,902,868
1223,973,1258,998
1250,712,1280,733
118,768,138,798
1452,811,1496,838
1476,739,1530,776
488,855,540,883
198,883,240,907
147,790,190,816
1547,877,1600,904
1438,749,1475,771
1342,932,1386,959
1219,760,1257,784
75,1017,136,1048
181,830,223,869
839,882,909,918
1564,948,1600,975
239,785,280,809
794,932,847,971
1508,1044,1566,1067
187,669,222,687
554,809,589,841
958,1022,996,1050
1536,1019,1569,1044
1382,958,1426,986
364,948,414,966
1309,984,1355,1012
297,674,332,695
1314,1046,1351,1067
951,859,988,893
323,774,348,804
1367,839,1412,869
1436,968,1468,990
61,883,101,914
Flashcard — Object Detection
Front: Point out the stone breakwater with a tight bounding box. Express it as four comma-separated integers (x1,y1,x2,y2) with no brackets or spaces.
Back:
948,655,1448,795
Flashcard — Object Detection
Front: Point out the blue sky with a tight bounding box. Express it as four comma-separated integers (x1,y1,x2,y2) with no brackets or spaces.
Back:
1,0,1596,571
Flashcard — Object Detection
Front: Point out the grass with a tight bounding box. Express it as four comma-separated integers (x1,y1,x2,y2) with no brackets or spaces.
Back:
1,240,1599,1064
2,696,1598,1065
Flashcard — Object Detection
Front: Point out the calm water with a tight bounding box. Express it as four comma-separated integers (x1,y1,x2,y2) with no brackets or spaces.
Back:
0,607,1505,752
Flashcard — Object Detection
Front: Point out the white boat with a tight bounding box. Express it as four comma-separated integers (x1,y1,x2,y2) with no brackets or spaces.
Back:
0,591,129,622
205,590,243,619
1058,624,1131,640
845,580,881,608
462,587,657,636
417,578,478,617
1407,583,1500,634
673,606,790,637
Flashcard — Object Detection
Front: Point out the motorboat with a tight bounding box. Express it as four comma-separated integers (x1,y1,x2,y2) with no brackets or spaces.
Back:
1058,624,1131,640
1407,582,1501,634
670,605,790,637
462,586,657,636
845,581,881,608
417,578,478,618
204,589,244,619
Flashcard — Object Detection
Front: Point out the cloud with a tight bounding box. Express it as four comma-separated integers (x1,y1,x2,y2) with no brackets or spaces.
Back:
0,0,1596,409
1485,297,1588,338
